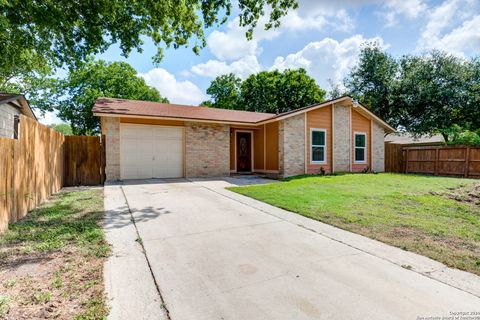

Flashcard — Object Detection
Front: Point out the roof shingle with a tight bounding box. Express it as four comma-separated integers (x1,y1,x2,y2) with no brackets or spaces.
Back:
93,98,276,124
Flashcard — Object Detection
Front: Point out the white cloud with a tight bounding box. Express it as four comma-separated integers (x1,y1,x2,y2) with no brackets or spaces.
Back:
190,55,261,79
436,15,480,56
207,17,279,61
38,110,62,125
280,8,354,33
381,0,427,26
270,35,387,89
417,0,480,56
139,68,206,105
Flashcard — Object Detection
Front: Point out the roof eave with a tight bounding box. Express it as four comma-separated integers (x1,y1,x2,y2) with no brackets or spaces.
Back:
93,112,273,126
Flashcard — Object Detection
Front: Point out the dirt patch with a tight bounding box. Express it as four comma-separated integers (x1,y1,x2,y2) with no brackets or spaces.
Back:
0,188,108,319
433,183,480,205
0,246,106,319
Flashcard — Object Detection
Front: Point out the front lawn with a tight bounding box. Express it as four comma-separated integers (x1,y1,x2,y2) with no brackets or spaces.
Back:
229,174,480,275
0,188,109,319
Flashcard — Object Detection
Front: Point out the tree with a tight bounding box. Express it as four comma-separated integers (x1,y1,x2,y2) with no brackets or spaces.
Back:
464,58,480,131
344,43,479,142
240,69,326,113
395,51,471,141
205,73,242,109
48,123,73,136
0,1,298,78
344,41,400,127
56,59,167,135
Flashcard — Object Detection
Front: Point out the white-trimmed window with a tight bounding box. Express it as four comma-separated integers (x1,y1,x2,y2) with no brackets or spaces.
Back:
354,132,367,163
310,129,326,164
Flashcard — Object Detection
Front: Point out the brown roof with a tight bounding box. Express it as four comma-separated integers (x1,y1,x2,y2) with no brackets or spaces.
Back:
385,133,445,145
0,92,37,120
93,98,276,124
0,93,23,104
93,96,395,132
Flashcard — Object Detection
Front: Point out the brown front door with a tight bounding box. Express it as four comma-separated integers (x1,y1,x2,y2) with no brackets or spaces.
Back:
236,132,252,172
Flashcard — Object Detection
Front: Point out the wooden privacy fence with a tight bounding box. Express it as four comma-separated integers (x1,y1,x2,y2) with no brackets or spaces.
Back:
0,116,105,232
385,144,480,178
0,116,64,233
64,136,104,186
384,143,404,173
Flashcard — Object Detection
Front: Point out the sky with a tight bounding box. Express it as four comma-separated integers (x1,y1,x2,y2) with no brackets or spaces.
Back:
38,0,480,124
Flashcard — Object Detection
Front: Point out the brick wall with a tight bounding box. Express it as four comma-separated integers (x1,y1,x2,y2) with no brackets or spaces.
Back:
279,114,305,177
372,121,385,172
185,122,230,177
103,117,120,181
333,105,351,172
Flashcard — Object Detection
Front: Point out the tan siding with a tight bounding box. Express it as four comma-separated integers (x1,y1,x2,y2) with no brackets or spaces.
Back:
265,122,279,171
351,109,371,172
120,117,184,126
306,105,332,174
254,126,265,171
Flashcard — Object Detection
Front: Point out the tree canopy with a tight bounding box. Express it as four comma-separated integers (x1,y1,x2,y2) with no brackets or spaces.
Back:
344,43,480,142
204,69,326,113
205,74,242,109
55,59,167,135
48,123,73,136
0,0,297,78
344,42,399,127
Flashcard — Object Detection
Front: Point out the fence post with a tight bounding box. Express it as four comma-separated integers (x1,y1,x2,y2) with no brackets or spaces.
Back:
465,146,471,178
434,148,439,176
404,148,409,173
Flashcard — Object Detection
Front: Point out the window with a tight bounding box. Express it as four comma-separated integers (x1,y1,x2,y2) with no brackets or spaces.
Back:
354,133,366,163
311,129,326,163
13,115,20,139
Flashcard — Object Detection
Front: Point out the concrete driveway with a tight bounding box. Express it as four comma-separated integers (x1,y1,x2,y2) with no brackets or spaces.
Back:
104,177,480,320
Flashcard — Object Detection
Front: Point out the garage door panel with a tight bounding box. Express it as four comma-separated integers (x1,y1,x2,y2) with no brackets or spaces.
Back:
120,124,184,179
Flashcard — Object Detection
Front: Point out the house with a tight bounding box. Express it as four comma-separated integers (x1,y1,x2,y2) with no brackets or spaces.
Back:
385,132,445,146
93,96,395,180
0,93,37,139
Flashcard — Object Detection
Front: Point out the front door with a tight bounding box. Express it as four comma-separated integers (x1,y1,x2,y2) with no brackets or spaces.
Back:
236,132,252,172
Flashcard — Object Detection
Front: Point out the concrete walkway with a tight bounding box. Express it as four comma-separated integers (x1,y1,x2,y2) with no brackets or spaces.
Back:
104,177,480,320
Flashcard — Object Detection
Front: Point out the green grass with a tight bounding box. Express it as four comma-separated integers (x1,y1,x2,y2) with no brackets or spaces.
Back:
0,189,109,319
229,173,480,275
0,190,109,258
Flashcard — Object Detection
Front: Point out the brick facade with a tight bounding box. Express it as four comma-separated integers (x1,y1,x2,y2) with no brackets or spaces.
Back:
279,114,305,177
372,121,385,172
104,117,120,181
333,105,351,172
185,122,230,177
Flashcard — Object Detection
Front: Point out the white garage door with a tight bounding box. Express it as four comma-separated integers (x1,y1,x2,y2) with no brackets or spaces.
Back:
120,124,183,179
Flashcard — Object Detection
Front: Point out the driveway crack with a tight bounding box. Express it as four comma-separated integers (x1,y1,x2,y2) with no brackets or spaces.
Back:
120,185,172,320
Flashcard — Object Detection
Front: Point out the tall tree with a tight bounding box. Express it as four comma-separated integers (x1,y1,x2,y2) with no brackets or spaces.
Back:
239,69,325,113
344,41,400,127
55,59,167,135
205,73,242,109
395,51,471,141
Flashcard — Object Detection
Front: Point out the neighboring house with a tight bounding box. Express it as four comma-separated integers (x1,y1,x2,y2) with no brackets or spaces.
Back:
93,96,395,180
0,93,37,139
385,133,445,146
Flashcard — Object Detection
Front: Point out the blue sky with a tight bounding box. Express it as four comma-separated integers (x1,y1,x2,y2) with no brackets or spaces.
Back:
39,0,480,124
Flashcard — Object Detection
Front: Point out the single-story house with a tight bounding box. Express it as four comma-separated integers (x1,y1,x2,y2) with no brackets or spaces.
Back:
385,132,445,146
93,96,395,180
0,93,37,139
